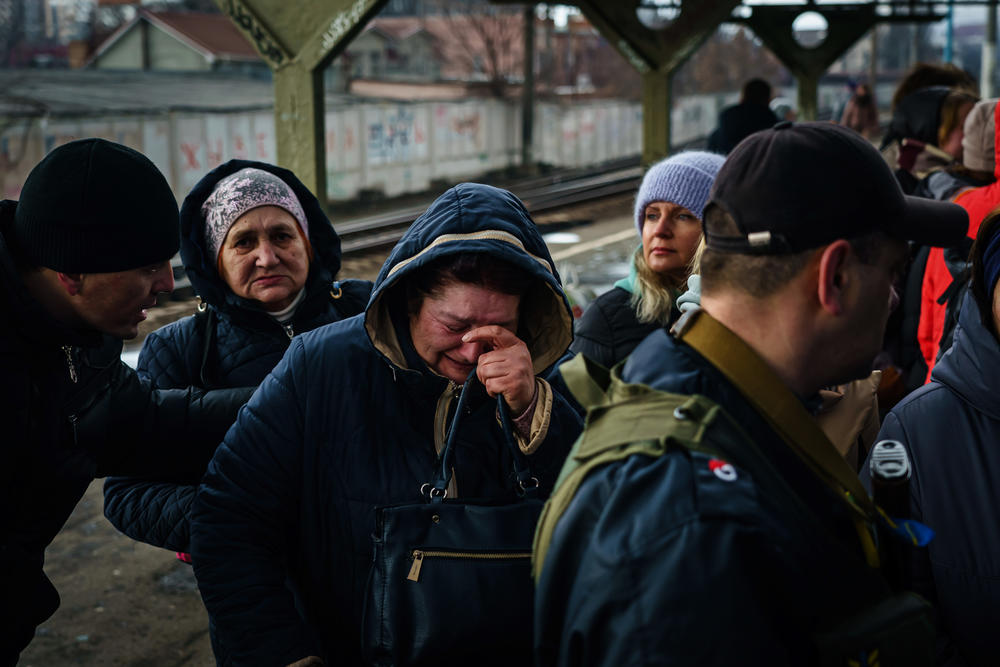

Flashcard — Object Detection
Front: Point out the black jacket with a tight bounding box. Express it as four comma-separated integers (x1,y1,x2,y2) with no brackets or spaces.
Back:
707,102,778,155
569,286,659,368
863,293,1000,667
190,183,582,666
536,325,896,666
103,159,371,555
0,201,252,664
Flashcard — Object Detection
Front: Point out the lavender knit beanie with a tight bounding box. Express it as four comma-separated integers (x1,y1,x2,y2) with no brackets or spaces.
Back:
202,167,309,259
634,151,726,235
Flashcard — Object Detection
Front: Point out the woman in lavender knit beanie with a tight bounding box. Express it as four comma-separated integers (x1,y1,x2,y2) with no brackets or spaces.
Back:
570,150,725,368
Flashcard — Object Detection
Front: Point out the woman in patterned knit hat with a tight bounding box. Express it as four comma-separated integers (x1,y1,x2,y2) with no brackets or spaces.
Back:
103,161,371,666
570,150,725,368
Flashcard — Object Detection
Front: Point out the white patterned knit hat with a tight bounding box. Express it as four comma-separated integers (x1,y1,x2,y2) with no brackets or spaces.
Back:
202,167,309,259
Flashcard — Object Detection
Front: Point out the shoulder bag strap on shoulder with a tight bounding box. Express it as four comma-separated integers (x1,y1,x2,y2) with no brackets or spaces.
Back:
672,307,881,567
196,303,216,388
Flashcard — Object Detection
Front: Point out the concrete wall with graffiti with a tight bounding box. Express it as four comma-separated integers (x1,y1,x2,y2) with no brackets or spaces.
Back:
3,95,724,204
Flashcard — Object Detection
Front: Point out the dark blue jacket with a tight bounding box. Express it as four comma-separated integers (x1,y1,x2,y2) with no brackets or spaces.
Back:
863,292,1000,667
103,159,370,554
190,183,581,666
536,326,893,666
707,102,778,155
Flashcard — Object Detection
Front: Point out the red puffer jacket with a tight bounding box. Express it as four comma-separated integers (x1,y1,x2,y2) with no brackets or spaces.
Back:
918,102,1000,380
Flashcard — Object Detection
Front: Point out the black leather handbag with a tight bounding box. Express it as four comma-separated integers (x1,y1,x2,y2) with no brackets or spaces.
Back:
362,375,543,667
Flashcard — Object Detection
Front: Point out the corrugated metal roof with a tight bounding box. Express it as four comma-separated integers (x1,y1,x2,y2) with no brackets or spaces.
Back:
0,70,351,118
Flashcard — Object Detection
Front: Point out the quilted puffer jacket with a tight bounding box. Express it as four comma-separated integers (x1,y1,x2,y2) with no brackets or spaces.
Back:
864,292,1000,667
190,183,581,666
103,159,371,554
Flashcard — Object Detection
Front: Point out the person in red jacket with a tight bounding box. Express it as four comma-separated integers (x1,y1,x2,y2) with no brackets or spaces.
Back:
919,98,1000,378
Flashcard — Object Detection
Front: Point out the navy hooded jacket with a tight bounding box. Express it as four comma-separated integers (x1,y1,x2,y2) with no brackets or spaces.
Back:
536,323,897,666
103,159,370,554
863,292,1000,667
190,183,581,666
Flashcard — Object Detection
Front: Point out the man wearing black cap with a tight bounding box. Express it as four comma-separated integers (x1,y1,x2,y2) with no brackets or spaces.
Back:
0,139,253,663
533,122,969,665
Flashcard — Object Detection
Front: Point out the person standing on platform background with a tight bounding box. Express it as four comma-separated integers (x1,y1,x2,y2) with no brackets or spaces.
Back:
864,208,1000,667
0,139,252,664
190,183,581,667
707,78,778,155
571,151,724,369
102,160,372,665
841,82,880,140
917,98,1000,381
534,122,969,667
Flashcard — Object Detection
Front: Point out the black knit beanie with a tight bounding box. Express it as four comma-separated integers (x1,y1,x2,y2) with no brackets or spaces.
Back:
12,138,180,273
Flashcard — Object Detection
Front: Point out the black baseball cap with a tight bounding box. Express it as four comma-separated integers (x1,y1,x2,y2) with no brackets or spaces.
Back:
704,121,969,254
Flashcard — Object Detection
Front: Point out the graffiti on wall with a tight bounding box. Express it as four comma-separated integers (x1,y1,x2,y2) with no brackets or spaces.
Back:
368,106,426,165
434,104,484,158
6,97,655,203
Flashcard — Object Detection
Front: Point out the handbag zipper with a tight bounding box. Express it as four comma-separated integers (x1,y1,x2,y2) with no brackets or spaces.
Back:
406,549,532,582
62,345,78,383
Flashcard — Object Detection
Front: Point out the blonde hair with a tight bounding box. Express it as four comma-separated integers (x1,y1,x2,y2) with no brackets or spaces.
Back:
629,247,688,325
690,237,706,275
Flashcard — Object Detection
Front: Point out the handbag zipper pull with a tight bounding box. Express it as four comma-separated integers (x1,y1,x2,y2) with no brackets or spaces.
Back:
407,550,424,582
62,345,78,383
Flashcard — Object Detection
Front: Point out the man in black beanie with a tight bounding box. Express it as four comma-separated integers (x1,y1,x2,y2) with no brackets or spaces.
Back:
0,138,254,663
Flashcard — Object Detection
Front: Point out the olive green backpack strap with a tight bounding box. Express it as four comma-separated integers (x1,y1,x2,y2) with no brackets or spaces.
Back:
558,354,612,412
533,355,724,579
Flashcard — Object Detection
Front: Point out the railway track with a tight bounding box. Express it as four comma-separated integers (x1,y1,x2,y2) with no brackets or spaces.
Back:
334,160,643,254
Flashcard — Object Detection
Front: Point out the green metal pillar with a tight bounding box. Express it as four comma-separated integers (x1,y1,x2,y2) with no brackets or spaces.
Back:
522,4,536,170
796,74,819,122
742,5,879,121
642,70,671,165
274,65,327,203
574,0,739,165
216,0,387,202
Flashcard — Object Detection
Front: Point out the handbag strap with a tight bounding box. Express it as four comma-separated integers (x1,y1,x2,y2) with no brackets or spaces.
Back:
427,369,537,503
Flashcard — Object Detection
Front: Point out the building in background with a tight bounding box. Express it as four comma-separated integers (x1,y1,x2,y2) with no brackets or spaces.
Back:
86,9,268,77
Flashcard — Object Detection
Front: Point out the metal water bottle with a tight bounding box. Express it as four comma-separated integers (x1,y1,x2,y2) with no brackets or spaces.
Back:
870,439,911,517
869,439,912,591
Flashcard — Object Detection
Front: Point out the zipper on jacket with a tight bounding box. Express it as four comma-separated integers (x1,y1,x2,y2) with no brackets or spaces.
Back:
283,323,294,339
62,345,78,383
406,549,532,582
68,413,78,446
